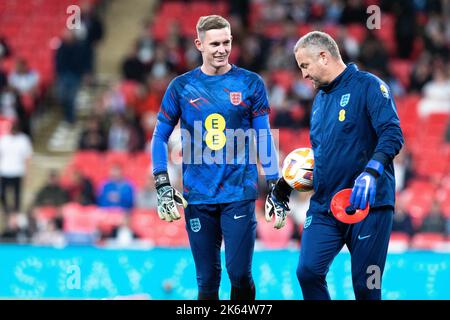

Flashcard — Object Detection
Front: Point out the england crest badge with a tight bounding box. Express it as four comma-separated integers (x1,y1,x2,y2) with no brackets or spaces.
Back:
230,92,242,105
340,93,350,107
190,218,201,232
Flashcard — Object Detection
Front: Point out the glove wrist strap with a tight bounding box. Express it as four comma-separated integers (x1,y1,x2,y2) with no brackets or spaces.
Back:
273,177,293,202
365,159,384,179
155,172,170,189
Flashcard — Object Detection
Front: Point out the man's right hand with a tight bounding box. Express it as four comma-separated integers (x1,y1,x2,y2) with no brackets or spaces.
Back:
265,178,292,229
155,172,187,222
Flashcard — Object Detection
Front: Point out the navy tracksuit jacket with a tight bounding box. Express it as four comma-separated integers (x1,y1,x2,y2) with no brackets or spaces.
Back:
297,63,404,300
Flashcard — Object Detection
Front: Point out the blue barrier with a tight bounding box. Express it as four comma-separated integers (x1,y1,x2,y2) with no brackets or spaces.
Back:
0,245,449,299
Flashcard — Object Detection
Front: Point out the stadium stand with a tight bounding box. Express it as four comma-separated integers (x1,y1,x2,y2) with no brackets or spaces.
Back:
0,0,448,251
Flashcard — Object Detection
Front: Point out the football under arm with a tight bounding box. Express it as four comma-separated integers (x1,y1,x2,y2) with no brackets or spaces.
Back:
252,114,280,181
151,120,176,175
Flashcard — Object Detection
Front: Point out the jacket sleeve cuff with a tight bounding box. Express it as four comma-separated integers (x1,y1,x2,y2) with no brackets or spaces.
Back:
371,152,390,168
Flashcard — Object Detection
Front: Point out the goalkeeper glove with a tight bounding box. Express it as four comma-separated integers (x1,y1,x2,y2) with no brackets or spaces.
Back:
155,172,188,222
350,160,383,210
265,177,293,229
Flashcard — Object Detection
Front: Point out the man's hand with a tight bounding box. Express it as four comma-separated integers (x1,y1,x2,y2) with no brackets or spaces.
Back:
155,172,187,222
350,160,383,210
265,178,292,229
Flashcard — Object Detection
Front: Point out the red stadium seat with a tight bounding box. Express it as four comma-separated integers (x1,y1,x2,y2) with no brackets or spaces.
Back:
105,151,130,168
0,117,14,137
33,206,58,223
130,209,157,240
256,215,294,249
346,24,367,43
411,232,445,250
389,59,412,89
388,232,410,251
96,207,127,235
401,187,435,229
272,70,295,90
62,203,99,233
153,216,189,247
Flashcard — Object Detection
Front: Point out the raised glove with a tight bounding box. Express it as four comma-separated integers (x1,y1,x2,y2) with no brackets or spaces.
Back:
350,160,383,210
265,177,293,229
155,172,188,222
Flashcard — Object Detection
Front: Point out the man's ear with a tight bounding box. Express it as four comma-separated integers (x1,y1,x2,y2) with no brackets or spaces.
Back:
194,38,203,52
319,51,328,65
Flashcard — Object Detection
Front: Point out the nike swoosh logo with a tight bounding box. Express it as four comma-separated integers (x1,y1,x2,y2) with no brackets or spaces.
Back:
189,98,201,104
362,175,371,199
358,234,371,240
234,214,246,220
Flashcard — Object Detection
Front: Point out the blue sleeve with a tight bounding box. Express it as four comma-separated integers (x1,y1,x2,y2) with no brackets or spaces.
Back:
97,183,109,207
151,120,175,175
366,78,404,167
252,114,280,181
156,79,181,127
122,183,134,209
250,75,271,118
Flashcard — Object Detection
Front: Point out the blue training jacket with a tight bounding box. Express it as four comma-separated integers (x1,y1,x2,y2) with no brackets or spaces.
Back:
308,63,404,215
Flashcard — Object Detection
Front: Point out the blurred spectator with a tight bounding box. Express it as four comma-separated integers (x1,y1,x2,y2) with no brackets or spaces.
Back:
384,70,406,97
417,68,450,117
121,42,151,83
149,45,176,80
98,164,135,210
423,13,449,60
32,219,65,247
0,86,31,136
359,32,389,77
71,0,104,80
419,200,447,234
33,170,69,207
8,58,40,114
339,0,366,25
136,175,157,209
409,54,433,93
55,30,88,125
392,0,416,59
261,0,288,23
392,198,415,236
324,0,344,24
335,27,359,62
266,41,293,70
0,122,32,215
0,68,6,90
66,170,96,205
394,148,414,192
108,114,141,152
79,117,107,151
0,37,11,60
0,213,30,243
108,215,138,247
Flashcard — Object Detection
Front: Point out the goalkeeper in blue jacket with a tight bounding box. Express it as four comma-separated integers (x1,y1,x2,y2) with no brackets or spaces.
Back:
270,31,404,300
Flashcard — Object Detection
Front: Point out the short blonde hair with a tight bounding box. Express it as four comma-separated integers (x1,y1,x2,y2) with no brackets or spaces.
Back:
196,15,231,39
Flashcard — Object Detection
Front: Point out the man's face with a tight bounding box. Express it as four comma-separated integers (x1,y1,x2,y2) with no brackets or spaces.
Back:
196,28,232,70
295,48,327,89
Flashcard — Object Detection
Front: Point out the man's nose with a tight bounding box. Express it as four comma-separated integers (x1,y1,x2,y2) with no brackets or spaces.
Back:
302,71,309,79
217,45,226,53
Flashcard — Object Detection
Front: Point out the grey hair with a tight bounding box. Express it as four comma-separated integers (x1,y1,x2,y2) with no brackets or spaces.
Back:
293,31,341,58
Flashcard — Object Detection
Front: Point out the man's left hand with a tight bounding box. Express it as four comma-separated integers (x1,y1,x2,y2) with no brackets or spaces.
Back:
350,160,383,210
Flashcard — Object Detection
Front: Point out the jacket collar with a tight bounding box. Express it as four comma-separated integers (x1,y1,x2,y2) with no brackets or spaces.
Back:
319,63,358,93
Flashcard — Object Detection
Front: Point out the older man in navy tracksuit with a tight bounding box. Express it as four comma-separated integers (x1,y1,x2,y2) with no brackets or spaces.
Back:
270,31,404,300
